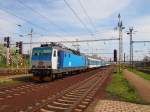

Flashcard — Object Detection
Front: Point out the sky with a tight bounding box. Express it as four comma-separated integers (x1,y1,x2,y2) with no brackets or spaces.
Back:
0,0,150,61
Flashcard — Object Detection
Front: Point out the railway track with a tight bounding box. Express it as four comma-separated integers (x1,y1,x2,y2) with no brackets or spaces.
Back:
20,67,113,112
0,68,102,102
0,83,49,101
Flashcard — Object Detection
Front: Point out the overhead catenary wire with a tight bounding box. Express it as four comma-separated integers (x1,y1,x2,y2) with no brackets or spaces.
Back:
78,0,97,33
63,0,94,37
16,0,68,35
0,8,46,32
9,38,119,45
0,7,65,38
16,0,89,41
15,0,71,40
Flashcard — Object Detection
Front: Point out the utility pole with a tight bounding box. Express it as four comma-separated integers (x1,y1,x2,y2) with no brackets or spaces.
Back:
29,28,33,67
117,14,125,72
127,27,134,68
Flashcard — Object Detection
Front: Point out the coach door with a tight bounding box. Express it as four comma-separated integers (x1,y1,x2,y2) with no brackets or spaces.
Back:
52,49,58,69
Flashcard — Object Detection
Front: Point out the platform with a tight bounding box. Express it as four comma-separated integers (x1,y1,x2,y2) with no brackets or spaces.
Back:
94,100,150,112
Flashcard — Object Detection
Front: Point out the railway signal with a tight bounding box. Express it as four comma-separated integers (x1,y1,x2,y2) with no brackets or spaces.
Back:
4,37,11,66
16,42,19,47
19,41,23,54
16,41,23,68
16,41,23,54
16,49,19,54
4,37,10,48
114,49,117,62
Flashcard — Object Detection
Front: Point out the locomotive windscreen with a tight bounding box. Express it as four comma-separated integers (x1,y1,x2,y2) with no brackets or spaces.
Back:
32,47,52,61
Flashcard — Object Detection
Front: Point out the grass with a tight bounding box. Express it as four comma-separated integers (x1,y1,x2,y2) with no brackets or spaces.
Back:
0,75,32,86
128,67,150,81
0,79,21,86
106,71,144,104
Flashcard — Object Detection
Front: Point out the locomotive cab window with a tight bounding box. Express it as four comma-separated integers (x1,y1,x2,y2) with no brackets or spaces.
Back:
53,50,56,57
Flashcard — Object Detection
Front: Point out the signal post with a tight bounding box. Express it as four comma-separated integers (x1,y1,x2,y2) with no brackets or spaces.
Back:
4,37,10,66
16,41,23,68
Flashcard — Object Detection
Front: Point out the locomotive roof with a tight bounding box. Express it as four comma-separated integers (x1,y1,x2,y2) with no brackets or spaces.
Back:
34,43,105,60
40,43,81,55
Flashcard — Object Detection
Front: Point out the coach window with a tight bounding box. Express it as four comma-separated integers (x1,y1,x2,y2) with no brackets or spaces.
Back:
54,50,56,57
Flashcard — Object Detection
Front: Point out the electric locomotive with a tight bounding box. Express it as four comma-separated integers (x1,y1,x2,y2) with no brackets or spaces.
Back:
31,43,88,81
31,43,107,81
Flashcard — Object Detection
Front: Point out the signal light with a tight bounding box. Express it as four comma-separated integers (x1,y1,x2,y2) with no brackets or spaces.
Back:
4,37,10,48
4,43,7,47
19,41,22,54
114,49,117,62
16,50,19,53
16,42,19,47
16,41,23,54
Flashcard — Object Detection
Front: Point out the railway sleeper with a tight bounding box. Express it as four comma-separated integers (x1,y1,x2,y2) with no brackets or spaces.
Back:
40,108,55,112
65,94,81,98
48,102,70,109
84,98,92,102
62,96,78,100
78,104,87,109
71,90,86,93
57,98,76,103
87,92,96,97
69,91,85,95
47,104,68,110
81,101,89,105
74,108,82,112
71,89,85,92
67,93,83,96
53,101,72,106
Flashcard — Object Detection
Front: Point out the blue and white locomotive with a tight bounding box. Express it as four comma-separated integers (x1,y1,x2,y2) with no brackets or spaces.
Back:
31,43,107,81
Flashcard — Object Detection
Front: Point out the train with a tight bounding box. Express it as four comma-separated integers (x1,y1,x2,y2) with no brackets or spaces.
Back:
31,43,109,81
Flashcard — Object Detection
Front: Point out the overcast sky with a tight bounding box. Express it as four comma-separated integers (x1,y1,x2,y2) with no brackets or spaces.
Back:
0,0,150,60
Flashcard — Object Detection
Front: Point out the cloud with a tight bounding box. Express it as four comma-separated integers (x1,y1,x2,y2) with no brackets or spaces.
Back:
21,0,131,33
0,10,24,35
133,16,150,40
71,0,131,20
0,0,132,38
4,0,150,60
